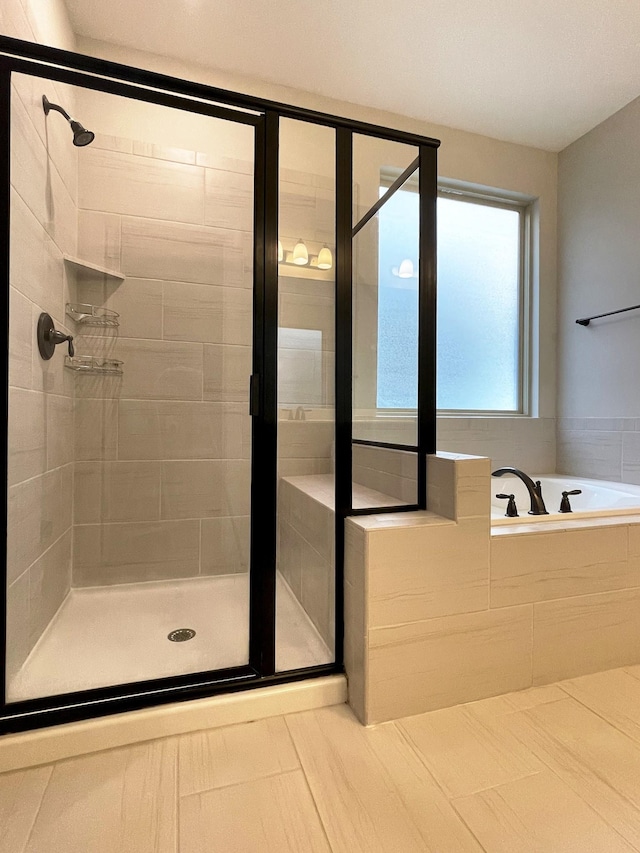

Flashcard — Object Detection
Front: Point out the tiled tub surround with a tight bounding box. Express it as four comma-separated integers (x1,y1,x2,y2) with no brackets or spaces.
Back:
557,417,640,482
7,72,79,683
345,452,640,724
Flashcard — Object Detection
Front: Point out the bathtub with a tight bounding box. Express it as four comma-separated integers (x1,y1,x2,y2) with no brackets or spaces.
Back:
491,474,640,525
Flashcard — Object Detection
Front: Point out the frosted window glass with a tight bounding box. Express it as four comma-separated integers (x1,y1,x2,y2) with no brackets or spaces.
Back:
437,198,520,411
376,187,419,408
376,191,521,412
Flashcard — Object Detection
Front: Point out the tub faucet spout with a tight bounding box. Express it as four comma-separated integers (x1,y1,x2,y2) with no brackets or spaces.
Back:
492,467,549,515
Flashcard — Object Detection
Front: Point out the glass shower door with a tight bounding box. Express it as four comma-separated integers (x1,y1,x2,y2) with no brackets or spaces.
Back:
5,73,256,702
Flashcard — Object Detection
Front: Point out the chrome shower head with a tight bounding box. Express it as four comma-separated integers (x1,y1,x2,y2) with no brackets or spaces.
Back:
42,95,95,147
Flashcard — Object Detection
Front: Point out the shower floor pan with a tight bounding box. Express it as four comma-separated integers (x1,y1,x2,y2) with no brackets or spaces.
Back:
8,573,331,703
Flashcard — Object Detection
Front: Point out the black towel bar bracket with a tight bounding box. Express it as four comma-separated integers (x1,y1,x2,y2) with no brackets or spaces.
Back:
576,303,640,326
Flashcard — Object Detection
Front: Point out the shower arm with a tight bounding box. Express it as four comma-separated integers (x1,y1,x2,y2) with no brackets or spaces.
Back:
42,95,72,122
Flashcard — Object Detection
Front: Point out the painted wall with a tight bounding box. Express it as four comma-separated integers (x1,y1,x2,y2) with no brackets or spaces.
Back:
2,0,77,687
557,95,640,481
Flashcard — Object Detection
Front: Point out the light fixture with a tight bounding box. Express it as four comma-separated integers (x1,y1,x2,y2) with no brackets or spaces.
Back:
317,244,333,270
392,258,417,278
277,240,284,262
292,238,309,266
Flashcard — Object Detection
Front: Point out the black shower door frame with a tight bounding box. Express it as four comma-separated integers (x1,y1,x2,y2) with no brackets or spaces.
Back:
0,35,439,734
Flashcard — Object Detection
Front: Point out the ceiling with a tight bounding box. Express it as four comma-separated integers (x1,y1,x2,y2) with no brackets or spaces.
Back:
63,0,640,151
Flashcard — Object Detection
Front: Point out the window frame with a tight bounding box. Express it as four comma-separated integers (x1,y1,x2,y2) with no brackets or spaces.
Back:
376,176,532,416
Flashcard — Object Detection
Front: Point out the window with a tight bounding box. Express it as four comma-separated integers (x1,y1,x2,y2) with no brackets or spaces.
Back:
376,183,529,413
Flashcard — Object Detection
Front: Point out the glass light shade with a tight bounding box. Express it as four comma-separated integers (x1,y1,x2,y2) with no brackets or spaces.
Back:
292,238,308,266
317,245,333,270
277,240,284,262
397,258,414,278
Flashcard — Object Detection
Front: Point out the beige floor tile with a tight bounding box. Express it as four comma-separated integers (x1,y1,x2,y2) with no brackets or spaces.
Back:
560,668,640,742
23,739,177,852
0,765,52,853
398,703,542,798
469,683,569,717
504,697,640,849
178,717,299,796
179,770,330,853
286,705,443,852
366,723,484,851
453,769,635,852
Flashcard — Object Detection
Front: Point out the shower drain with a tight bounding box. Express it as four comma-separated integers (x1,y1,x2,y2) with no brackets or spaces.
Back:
168,628,196,642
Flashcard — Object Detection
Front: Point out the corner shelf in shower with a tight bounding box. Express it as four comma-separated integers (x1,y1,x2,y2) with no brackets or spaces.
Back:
63,254,125,281
66,302,120,327
64,355,124,376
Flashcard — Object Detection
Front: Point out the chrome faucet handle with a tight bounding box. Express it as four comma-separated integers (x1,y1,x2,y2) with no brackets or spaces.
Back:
559,489,582,513
496,493,519,518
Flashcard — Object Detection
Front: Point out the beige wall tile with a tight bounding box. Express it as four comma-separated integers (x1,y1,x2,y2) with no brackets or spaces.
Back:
300,539,334,647
25,739,176,853
9,286,33,389
46,393,73,470
367,605,533,722
11,93,50,228
74,398,118,461
204,168,253,232
453,769,635,852
180,770,330,853
426,453,457,519
29,530,72,648
161,460,250,519
399,703,542,798
118,401,248,460
533,589,640,684
73,519,200,585
629,523,640,558
7,464,72,584
285,488,333,563
277,521,302,599
77,209,121,271
76,278,163,340
8,387,46,486
163,281,252,344
121,216,249,286
203,344,251,402
278,421,333,459
368,516,489,626
106,339,203,401
10,189,64,324
201,516,250,575
491,526,636,607
0,763,53,853
6,571,30,683
74,462,161,524
32,309,74,399
131,140,196,164
79,147,204,223
179,717,298,796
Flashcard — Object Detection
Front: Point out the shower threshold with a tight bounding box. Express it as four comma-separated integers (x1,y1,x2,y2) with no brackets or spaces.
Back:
8,574,331,703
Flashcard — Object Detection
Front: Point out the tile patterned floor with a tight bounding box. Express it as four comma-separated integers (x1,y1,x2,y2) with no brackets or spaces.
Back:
5,665,640,851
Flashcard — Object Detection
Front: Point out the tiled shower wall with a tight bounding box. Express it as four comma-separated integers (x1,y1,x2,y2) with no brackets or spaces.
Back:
71,134,254,585
5,8,78,679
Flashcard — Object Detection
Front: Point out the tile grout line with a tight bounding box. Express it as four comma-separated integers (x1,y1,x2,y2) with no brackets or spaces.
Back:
22,763,54,852
283,714,337,852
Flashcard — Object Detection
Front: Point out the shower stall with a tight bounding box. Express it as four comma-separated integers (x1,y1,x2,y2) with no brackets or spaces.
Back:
0,35,438,732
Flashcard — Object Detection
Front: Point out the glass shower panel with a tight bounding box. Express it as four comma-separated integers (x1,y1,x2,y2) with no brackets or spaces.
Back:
6,76,255,702
352,134,420,508
275,118,335,671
